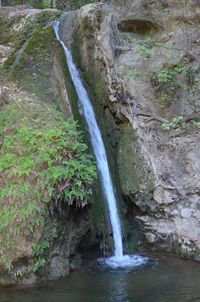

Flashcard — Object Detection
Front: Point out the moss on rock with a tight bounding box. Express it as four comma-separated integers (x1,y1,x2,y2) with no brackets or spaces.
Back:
0,9,60,78
117,125,154,196
0,96,97,278
11,25,59,101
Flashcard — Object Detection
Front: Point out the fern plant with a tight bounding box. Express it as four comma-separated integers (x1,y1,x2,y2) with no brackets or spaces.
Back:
0,98,97,272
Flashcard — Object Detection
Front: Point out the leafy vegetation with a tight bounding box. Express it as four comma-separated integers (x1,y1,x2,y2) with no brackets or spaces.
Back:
0,98,97,271
151,55,200,109
162,116,186,130
128,37,155,58
136,38,155,58
162,115,200,131
151,63,187,102
123,69,143,79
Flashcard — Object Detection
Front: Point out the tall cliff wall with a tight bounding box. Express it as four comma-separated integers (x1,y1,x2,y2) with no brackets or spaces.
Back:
65,0,200,260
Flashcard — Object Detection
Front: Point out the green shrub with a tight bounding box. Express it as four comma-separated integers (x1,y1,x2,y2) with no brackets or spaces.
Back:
151,64,187,103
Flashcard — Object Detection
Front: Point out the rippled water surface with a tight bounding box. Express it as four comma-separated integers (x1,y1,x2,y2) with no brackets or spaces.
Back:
1,256,200,302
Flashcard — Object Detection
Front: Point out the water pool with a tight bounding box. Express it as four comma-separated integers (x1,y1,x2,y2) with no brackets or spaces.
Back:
1,256,200,302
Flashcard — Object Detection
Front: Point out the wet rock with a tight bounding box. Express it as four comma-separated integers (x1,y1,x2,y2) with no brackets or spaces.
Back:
48,256,70,280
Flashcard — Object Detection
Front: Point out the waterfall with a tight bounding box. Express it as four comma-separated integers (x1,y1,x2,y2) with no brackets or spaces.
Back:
54,21,148,268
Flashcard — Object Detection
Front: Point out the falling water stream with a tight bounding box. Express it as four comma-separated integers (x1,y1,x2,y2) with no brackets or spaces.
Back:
53,21,147,268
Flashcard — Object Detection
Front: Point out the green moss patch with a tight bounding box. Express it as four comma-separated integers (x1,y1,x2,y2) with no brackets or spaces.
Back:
0,9,60,76
11,25,58,101
117,125,154,196
0,98,97,271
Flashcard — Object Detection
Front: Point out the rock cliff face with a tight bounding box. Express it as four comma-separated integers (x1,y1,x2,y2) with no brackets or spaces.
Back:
62,0,200,260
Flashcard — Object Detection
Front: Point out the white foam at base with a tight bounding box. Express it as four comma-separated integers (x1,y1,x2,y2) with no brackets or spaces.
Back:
102,254,148,268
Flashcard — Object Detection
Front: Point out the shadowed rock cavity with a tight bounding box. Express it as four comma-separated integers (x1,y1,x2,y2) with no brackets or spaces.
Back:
117,19,161,35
